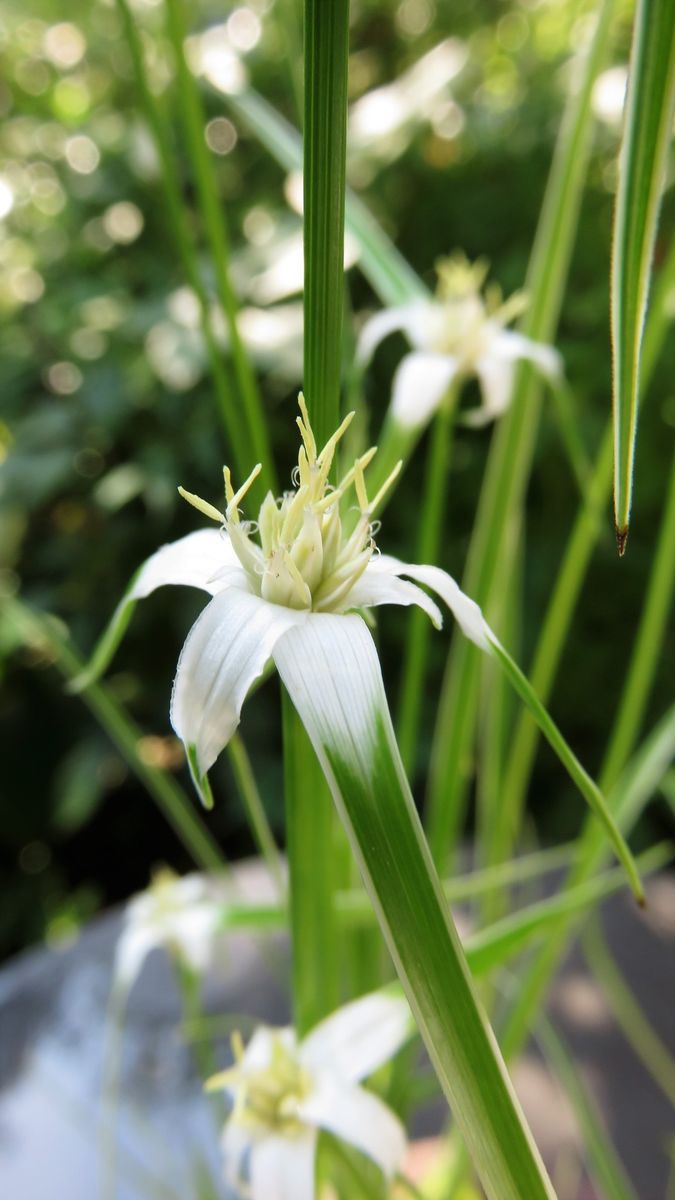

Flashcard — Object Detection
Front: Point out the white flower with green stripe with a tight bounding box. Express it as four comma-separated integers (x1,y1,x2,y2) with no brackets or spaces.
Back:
84,394,643,900
110,395,489,801
358,253,561,430
205,990,410,1200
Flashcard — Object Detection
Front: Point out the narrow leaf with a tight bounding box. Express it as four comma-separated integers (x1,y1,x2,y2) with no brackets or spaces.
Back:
501,701,675,1060
273,613,556,1200
488,636,645,902
4,597,224,871
426,0,618,867
611,0,675,548
538,1019,639,1200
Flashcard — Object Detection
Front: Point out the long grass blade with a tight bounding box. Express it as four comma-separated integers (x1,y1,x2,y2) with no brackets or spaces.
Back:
114,0,254,479
465,843,667,977
610,0,675,549
426,0,618,868
500,701,675,1060
492,237,675,879
164,0,276,498
3,596,224,871
488,637,644,902
538,1018,639,1200
582,916,675,1108
275,615,556,1200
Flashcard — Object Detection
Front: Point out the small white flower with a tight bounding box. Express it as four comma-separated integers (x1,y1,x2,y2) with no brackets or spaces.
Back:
114,394,490,799
206,991,410,1199
114,868,225,988
358,253,562,431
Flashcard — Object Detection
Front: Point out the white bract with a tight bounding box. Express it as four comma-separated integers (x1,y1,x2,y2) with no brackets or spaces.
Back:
358,254,562,430
117,395,491,800
206,990,410,1199
114,868,225,988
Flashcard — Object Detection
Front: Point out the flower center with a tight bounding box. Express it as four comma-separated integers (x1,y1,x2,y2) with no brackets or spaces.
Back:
430,253,529,363
178,395,400,614
228,1032,312,1137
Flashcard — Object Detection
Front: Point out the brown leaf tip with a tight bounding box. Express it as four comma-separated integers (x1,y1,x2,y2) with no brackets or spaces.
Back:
615,526,629,557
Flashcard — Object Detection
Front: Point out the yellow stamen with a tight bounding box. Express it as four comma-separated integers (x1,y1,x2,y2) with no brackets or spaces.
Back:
353,460,369,513
370,459,403,514
232,1030,245,1063
317,409,354,467
224,463,262,523
224,458,258,516
177,487,225,525
313,448,377,514
296,392,317,462
223,465,235,509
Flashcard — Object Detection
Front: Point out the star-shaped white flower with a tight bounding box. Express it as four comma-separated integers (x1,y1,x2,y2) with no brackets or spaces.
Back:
111,394,490,802
85,394,640,900
206,990,410,1200
358,253,562,430
114,868,225,988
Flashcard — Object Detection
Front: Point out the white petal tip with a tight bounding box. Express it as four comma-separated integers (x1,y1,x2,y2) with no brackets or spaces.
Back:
187,744,215,809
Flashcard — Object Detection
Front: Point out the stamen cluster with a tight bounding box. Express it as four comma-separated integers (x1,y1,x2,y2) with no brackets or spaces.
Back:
216,1031,311,1137
179,395,400,613
431,253,528,362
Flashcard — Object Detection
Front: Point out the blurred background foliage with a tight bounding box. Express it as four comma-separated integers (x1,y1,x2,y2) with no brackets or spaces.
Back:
0,0,672,962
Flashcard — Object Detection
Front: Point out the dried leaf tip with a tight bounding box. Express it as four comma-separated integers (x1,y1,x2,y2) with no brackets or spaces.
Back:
615,525,629,557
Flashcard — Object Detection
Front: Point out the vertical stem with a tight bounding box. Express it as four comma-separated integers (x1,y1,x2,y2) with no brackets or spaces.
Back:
228,734,286,899
396,397,455,775
282,690,338,1034
303,0,350,443
281,0,351,1037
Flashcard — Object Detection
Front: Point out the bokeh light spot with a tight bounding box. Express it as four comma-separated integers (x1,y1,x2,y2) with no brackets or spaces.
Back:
43,22,86,70
102,200,144,244
205,116,238,155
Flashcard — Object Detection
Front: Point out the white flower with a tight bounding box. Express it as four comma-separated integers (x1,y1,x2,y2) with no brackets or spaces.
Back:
358,253,562,431
115,394,490,799
114,868,225,988
206,990,410,1199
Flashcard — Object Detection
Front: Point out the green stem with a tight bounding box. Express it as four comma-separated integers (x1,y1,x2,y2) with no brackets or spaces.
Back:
115,0,251,476
4,596,224,872
228,733,286,899
396,399,455,774
282,691,338,1034
163,0,275,500
426,0,617,869
303,0,350,444
280,0,351,1040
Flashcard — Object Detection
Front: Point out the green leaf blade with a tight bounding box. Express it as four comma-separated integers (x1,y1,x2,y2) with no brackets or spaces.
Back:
611,0,675,546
